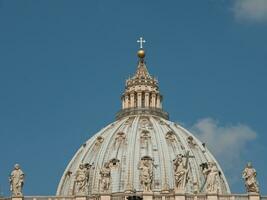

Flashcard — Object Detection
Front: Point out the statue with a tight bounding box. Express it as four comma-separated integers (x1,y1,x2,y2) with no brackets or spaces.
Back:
9,164,24,197
242,162,259,193
74,164,88,195
139,157,153,192
99,162,111,192
203,162,220,193
173,154,189,191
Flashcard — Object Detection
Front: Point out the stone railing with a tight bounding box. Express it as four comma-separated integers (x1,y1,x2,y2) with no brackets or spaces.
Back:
116,107,169,120
0,194,265,200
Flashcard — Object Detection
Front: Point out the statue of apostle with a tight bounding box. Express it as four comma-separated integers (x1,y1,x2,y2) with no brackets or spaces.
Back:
99,162,111,192
203,162,220,193
139,159,153,192
9,164,24,197
75,164,88,195
242,162,259,193
173,154,189,191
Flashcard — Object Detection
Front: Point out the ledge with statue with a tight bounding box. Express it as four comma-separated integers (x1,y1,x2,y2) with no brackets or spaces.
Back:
1,163,266,200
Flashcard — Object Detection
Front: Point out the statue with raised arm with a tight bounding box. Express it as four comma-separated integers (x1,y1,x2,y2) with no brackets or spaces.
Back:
74,164,88,195
9,164,24,197
203,162,219,193
242,162,259,193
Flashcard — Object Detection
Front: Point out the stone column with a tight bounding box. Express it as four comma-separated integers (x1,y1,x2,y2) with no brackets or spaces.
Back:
137,92,142,108
145,92,150,107
122,96,125,109
156,94,161,108
151,93,156,108
125,95,129,109
130,93,135,108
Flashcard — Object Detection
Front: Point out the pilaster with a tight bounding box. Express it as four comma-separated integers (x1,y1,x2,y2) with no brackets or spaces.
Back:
137,92,142,107
145,92,150,107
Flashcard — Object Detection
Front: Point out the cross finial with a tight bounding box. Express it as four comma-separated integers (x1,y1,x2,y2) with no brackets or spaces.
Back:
137,37,146,49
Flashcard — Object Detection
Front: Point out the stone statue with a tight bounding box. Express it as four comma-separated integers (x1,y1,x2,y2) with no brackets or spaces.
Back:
203,162,219,193
139,158,153,192
74,164,88,195
242,162,259,193
9,164,24,197
173,154,189,191
99,162,111,192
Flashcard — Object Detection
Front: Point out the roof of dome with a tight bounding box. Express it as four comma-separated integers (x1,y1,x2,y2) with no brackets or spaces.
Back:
57,116,230,195
57,45,230,196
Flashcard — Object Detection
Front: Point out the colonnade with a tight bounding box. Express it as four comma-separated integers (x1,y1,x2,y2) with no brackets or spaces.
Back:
122,92,162,109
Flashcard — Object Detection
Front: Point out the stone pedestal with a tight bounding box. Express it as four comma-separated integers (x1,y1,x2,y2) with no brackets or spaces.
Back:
12,197,23,200
248,193,260,200
100,195,111,200
143,192,153,200
174,194,185,200
75,196,87,200
207,194,218,200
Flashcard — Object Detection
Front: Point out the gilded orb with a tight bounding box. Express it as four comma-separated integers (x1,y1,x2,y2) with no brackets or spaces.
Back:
137,49,145,58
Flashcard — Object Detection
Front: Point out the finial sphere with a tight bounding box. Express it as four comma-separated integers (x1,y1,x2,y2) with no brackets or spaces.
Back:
137,49,145,58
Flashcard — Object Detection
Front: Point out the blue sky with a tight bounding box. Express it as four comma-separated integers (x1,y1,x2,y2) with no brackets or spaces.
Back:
0,0,267,196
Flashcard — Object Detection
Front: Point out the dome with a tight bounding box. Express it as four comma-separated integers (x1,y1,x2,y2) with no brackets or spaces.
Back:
56,47,230,196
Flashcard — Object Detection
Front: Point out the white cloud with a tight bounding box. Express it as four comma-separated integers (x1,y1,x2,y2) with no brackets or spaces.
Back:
190,118,257,183
233,0,267,22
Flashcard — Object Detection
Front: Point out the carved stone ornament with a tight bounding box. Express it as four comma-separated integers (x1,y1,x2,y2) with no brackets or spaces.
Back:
114,132,126,147
9,164,24,197
242,162,260,193
187,136,196,147
139,118,153,131
165,131,176,142
93,136,104,150
140,130,151,140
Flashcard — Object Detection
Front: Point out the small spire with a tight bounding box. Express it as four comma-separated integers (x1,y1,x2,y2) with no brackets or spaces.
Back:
135,61,151,79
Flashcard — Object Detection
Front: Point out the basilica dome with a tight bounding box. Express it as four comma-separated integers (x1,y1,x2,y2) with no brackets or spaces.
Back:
56,48,230,196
